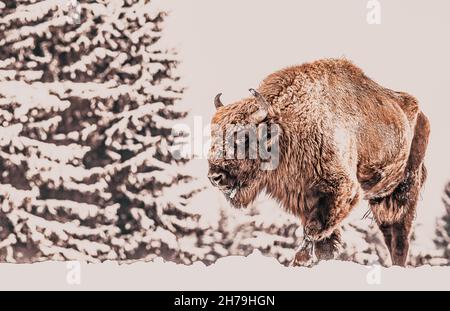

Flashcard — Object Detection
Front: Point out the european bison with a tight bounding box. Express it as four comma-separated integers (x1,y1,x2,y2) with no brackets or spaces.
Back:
208,59,430,267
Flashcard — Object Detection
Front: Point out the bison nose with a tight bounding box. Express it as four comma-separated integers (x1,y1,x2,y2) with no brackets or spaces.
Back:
208,172,226,187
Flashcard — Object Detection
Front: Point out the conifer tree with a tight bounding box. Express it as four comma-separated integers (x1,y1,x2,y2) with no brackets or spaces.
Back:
0,0,204,263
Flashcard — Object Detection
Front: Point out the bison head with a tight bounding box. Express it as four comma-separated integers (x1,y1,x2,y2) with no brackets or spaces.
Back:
208,89,281,208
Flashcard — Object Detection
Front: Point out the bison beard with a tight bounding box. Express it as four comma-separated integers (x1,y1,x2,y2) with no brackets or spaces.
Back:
208,58,430,267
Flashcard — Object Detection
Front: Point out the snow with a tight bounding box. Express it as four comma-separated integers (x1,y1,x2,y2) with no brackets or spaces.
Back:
0,250,450,290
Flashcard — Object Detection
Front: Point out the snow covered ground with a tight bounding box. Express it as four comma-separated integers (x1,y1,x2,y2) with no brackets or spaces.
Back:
1,250,449,291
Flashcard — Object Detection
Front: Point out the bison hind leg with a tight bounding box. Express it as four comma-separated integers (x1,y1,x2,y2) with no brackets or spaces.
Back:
369,192,414,267
370,111,430,267
369,172,422,267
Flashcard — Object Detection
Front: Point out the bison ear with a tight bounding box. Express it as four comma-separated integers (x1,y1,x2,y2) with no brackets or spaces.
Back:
214,93,224,109
249,88,269,123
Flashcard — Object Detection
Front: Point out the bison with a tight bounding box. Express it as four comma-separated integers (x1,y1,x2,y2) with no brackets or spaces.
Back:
207,58,430,267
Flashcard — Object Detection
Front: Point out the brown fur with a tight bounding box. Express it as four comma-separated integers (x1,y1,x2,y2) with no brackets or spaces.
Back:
208,58,430,266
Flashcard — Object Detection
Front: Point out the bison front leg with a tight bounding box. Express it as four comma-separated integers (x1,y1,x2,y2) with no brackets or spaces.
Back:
293,175,360,267
304,176,361,243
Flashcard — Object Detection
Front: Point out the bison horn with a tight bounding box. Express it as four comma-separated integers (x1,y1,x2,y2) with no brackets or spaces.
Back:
249,88,269,123
249,88,270,110
214,93,224,109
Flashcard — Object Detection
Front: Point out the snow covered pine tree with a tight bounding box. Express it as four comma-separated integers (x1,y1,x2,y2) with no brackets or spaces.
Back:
435,182,450,262
0,0,206,263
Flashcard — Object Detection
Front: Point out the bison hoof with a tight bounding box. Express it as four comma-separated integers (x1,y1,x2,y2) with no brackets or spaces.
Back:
291,238,317,267
291,248,316,267
314,242,336,261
